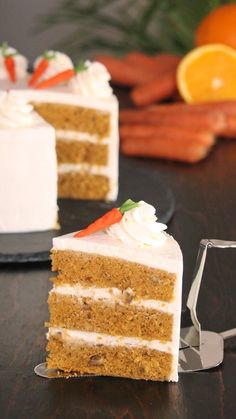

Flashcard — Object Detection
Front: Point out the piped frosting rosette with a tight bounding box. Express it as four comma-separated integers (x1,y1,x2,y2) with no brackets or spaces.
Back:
0,92,35,128
74,199,167,247
106,200,167,247
69,60,113,98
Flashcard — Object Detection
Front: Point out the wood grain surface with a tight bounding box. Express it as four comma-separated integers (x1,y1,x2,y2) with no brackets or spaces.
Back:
1,97,236,418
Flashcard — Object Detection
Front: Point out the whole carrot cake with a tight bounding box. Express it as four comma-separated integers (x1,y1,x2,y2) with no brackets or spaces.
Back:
0,91,58,233
47,199,183,381
0,45,119,201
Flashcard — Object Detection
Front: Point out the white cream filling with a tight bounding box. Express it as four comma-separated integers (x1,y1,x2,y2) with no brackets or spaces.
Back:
48,327,177,355
59,162,111,176
56,130,110,144
51,284,175,313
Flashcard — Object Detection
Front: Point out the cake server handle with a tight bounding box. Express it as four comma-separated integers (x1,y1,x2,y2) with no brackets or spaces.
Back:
220,328,236,340
182,239,236,349
187,239,236,321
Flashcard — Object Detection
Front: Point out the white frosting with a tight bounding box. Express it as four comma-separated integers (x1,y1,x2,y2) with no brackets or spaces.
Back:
33,51,73,82
0,85,119,201
69,61,112,98
58,162,111,176
107,201,167,247
51,284,175,313
48,327,176,355
0,45,28,80
0,115,58,232
0,92,36,128
56,130,109,144
53,229,182,272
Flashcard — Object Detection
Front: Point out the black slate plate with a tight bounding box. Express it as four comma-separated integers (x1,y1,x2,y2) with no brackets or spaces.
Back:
0,157,175,263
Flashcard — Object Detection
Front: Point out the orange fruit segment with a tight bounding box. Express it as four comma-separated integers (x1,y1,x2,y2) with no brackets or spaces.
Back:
177,44,236,103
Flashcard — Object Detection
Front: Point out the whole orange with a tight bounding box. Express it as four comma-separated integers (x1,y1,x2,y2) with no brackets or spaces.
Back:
195,3,236,48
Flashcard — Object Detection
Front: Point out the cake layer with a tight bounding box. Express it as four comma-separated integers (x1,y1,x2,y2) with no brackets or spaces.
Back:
58,173,109,199
53,230,183,272
33,102,110,137
48,291,173,341
56,139,108,165
47,328,175,381
52,250,176,301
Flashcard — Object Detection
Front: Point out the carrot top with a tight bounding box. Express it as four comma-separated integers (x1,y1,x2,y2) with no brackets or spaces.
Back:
1,42,17,58
74,199,138,238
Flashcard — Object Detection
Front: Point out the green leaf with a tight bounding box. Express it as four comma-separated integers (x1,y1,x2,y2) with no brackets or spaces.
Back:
119,199,139,214
35,0,236,56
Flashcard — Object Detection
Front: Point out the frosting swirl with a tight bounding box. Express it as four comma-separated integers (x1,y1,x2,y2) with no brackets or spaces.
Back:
69,60,113,98
33,51,73,82
0,45,28,80
106,201,167,247
0,92,35,128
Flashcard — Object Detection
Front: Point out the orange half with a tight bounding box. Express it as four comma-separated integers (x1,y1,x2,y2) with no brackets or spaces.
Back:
177,44,236,103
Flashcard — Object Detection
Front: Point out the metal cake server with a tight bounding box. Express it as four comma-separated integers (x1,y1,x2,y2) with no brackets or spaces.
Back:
35,238,236,378
179,328,236,373
179,239,236,373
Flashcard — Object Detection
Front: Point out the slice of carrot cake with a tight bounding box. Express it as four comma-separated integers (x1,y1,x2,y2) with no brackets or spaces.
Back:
47,199,183,381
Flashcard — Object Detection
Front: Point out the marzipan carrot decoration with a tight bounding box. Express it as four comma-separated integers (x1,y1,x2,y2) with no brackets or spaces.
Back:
35,69,75,89
28,51,56,86
1,42,16,83
35,61,87,90
74,199,138,238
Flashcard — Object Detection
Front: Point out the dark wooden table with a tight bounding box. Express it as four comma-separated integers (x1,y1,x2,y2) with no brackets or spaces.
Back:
1,123,236,419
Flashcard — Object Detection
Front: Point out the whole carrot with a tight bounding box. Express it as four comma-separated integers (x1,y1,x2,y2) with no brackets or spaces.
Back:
1,42,16,82
120,124,215,146
28,51,56,86
95,54,157,86
220,114,236,138
131,70,177,106
119,108,226,133
149,101,236,114
154,53,181,72
121,136,211,163
74,199,138,238
125,52,158,71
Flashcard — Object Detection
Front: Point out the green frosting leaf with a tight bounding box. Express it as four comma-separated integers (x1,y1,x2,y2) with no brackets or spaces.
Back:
75,60,88,73
119,199,139,215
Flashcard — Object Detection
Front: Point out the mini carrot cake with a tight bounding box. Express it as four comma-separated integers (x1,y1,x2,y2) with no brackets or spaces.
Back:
47,199,183,381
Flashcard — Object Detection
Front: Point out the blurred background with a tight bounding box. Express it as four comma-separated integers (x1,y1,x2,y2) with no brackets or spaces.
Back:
0,0,231,62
